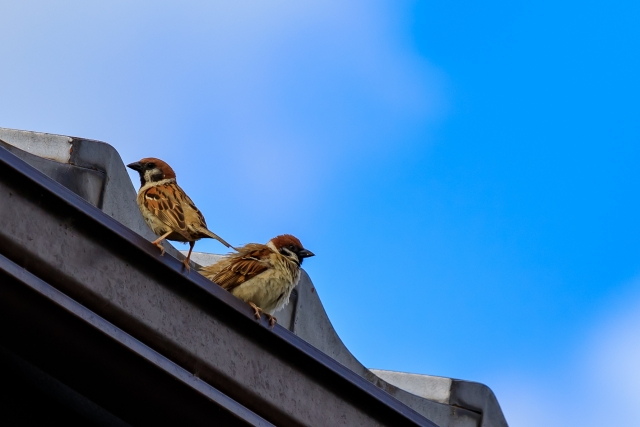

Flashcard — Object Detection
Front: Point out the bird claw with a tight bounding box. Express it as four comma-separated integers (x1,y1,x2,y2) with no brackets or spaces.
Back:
248,302,262,320
267,315,277,328
153,241,165,256
247,303,275,328
182,258,191,274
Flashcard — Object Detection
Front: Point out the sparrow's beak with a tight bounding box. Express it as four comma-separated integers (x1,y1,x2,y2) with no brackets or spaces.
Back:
298,249,315,258
127,161,143,172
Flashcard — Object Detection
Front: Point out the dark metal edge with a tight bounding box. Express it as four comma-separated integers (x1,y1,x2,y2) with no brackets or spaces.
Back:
0,252,274,427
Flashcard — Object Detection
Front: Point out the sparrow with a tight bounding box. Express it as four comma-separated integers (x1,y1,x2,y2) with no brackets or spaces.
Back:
200,234,314,326
127,157,234,271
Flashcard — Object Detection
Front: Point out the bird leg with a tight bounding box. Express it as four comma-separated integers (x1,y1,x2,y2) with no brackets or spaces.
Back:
248,302,263,320
151,231,172,256
182,241,195,273
266,315,277,328
153,241,166,256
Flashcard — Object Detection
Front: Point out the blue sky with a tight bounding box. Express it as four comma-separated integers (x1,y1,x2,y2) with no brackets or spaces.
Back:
2,1,640,425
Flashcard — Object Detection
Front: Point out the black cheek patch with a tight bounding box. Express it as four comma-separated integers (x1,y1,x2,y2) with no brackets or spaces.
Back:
150,172,164,182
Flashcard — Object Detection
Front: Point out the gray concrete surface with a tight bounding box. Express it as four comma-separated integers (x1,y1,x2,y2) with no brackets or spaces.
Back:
0,127,183,261
370,370,453,405
0,128,72,162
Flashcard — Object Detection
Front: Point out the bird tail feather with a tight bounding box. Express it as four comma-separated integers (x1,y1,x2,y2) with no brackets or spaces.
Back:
200,228,236,251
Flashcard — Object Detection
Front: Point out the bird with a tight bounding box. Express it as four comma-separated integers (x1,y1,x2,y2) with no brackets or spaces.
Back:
200,234,314,326
127,157,234,271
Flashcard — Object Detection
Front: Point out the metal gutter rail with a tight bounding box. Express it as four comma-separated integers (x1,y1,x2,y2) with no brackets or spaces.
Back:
0,143,439,425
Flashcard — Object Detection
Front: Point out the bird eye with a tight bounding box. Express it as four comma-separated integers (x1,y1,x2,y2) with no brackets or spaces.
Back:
147,162,155,169
289,245,295,250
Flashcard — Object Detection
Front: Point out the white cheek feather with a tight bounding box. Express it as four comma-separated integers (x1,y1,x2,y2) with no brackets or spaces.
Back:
282,248,300,265
143,168,157,183
267,242,300,265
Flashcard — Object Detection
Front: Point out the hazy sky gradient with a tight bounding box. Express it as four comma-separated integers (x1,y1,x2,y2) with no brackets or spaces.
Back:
2,1,640,425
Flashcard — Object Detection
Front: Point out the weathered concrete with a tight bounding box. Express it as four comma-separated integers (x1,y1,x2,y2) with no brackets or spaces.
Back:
0,127,183,260
370,370,453,405
0,128,72,162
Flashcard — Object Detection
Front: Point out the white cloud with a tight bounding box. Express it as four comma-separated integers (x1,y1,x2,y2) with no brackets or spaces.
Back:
0,0,446,219
586,286,640,424
494,377,564,427
495,279,640,427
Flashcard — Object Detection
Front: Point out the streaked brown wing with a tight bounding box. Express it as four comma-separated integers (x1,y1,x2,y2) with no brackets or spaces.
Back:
181,192,208,229
143,184,188,233
210,247,272,291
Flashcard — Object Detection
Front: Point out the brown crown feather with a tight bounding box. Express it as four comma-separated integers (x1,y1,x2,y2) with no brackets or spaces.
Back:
269,234,304,250
138,157,177,180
